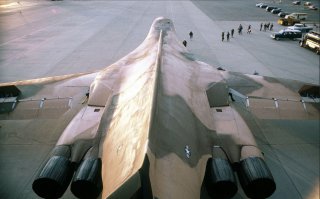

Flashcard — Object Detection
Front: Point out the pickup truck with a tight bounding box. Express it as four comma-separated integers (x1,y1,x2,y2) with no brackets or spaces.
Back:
287,24,313,33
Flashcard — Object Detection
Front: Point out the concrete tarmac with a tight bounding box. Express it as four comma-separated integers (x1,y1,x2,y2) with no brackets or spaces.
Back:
0,0,319,199
0,0,319,84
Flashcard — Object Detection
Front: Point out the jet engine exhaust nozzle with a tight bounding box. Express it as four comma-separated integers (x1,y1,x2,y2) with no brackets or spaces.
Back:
237,157,276,199
71,158,103,199
32,156,74,199
204,158,238,199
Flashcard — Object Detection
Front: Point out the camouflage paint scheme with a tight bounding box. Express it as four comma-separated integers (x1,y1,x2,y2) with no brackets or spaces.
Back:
0,17,318,199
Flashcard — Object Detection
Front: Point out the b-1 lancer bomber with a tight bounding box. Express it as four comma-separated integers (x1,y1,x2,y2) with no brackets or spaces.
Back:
0,17,319,199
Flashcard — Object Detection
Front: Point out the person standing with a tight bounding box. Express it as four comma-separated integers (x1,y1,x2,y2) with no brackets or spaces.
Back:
226,32,230,41
189,31,193,40
260,23,263,31
222,32,225,42
231,29,234,37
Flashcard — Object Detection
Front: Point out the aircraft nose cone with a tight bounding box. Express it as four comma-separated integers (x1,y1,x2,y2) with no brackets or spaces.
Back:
153,17,174,32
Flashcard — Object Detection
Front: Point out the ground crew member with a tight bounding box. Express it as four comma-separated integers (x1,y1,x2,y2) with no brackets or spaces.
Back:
183,40,187,47
247,25,251,34
189,31,193,39
270,23,273,31
238,24,243,34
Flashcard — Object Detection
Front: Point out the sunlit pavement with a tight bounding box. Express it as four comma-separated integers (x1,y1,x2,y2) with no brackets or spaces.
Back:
0,1,319,199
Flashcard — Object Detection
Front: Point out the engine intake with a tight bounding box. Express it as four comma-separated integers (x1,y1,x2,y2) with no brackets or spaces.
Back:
237,157,276,198
32,156,74,198
71,158,102,199
204,158,238,199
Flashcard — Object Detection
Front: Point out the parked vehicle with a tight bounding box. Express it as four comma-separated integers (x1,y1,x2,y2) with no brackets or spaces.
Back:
299,31,320,54
304,2,312,6
266,6,277,12
260,4,268,8
271,8,282,14
278,17,300,26
308,5,318,10
256,3,264,7
292,1,301,5
287,23,313,33
278,12,289,17
285,13,308,20
271,29,302,40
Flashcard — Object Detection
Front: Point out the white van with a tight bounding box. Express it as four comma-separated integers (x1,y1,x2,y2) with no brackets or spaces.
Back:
285,13,308,20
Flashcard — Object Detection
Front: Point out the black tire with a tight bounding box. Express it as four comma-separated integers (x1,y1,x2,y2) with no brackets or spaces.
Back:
275,37,279,40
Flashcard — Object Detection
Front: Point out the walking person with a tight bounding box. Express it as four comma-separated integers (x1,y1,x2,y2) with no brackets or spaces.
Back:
260,23,263,31
231,29,234,37
189,31,193,40
264,24,267,31
226,32,230,41
221,32,225,42
238,24,243,35
266,22,270,29
182,40,187,47
247,25,251,34
270,23,273,31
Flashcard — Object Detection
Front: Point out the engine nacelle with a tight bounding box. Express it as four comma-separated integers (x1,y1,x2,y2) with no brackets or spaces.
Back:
32,156,74,198
71,158,103,199
203,158,238,199
237,157,276,198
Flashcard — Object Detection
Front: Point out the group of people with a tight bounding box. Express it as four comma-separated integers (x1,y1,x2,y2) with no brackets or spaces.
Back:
182,31,194,47
260,22,274,31
237,24,252,34
220,22,275,42
221,24,252,42
221,29,235,42
183,22,273,46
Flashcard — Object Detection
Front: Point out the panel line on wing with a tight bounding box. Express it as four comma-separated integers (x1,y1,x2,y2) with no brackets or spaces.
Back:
229,88,319,119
